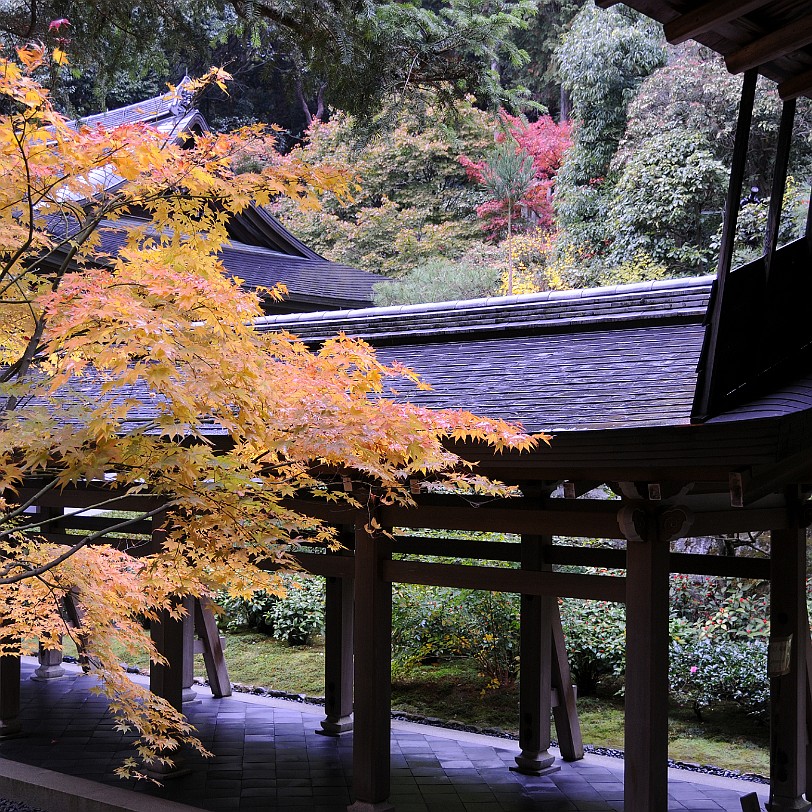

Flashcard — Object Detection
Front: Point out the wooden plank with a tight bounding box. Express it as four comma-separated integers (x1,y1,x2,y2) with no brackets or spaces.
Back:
804,607,812,802
664,0,772,45
726,15,812,74
768,521,808,809
289,551,354,578
387,536,519,562
194,597,231,698
765,99,797,280
379,501,625,539
350,521,393,809
624,530,670,812
382,560,626,602
551,604,583,762
15,487,165,511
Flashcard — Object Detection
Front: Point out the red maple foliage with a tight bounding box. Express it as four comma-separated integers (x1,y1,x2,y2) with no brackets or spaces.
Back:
460,112,572,240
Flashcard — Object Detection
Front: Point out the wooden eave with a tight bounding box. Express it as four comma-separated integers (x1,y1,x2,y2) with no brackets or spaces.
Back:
597,0,812,100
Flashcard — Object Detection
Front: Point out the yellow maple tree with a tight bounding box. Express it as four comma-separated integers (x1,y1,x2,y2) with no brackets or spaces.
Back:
0,46,542,775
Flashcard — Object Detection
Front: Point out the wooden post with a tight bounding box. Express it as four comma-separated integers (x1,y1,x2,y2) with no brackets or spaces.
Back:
764,98,796,281
620,506,671,812
767,512,810,812
319,527,354,735
514,533,558,775
348,517,393,812
181,596,198,704
0,647,21,738
150,604,185,712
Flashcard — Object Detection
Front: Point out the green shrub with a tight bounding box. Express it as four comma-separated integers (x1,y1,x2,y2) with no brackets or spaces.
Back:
391,583,520,688
217,574,325,646
559,599,626,695
269,574,325,646
670,636,769,720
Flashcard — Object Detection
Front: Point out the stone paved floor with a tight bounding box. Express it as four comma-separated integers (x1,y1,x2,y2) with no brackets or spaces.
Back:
0,661,766,812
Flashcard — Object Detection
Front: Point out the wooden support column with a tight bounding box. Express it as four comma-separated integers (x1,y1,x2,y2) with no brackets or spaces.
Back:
181,596,198,705
194,597,231,698
619,505,671,812
765,98,797,281
514,533,558,775
0,647,21,738
767,510,810,812
348,517,393,812
551,603,583,761
319,527,354,736
150,604,185,712
33,506,65,682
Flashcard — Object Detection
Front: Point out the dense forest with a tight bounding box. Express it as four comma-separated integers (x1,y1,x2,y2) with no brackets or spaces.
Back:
8,0,812,303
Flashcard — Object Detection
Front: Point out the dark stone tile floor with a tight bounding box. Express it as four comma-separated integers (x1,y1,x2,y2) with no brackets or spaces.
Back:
0,662,765,812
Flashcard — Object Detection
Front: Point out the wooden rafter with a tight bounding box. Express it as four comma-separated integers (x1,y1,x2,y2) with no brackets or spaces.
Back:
726,13,812,74
779,66,812,101
664,0,772,46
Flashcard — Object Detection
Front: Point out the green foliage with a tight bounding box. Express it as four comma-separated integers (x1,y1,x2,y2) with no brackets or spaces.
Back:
480,139,536,213
391,583,520,688
670,637,769,720
607,129,727,273
218,574,325,646
372,252,503,305
554,4,666,260
559,599,626,694
273,97,494,273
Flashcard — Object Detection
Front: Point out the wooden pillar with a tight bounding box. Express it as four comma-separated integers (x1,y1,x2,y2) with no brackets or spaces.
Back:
320,528,354,736
150,604,185,712
620,506,671,812
0,649,21,738
514,533,558,775
767,516,810,812
181,596,198,704
348,517,393,812
194,597,231,698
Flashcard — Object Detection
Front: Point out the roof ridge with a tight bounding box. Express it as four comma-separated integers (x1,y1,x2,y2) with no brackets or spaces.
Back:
255,274,714,330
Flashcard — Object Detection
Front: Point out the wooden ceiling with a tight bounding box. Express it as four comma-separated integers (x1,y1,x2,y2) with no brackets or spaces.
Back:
596,0,812,100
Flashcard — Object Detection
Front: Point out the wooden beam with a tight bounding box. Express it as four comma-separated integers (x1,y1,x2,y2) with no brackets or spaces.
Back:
694,69,758,421
289,551,354,578
765,99,797,280
379,499,626,539
387,536,518,562
726,14,812,74
382,559,626,602
664,0,772,45
551,607,583,762
779,67,812,101
15,487,164,512
194,597,231,698
594,0,619,7
563,481,603,499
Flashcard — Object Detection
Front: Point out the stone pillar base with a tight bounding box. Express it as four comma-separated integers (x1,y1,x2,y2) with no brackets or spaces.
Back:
0,720,22,739
181,687,200,705
347,801,394,812
317,715,353,736
142,752,192,781
511,749,559,776
766,798,811,812
33,647,66,681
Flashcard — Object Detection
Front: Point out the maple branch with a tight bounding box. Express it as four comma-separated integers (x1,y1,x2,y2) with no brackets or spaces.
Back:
0,504,169,584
